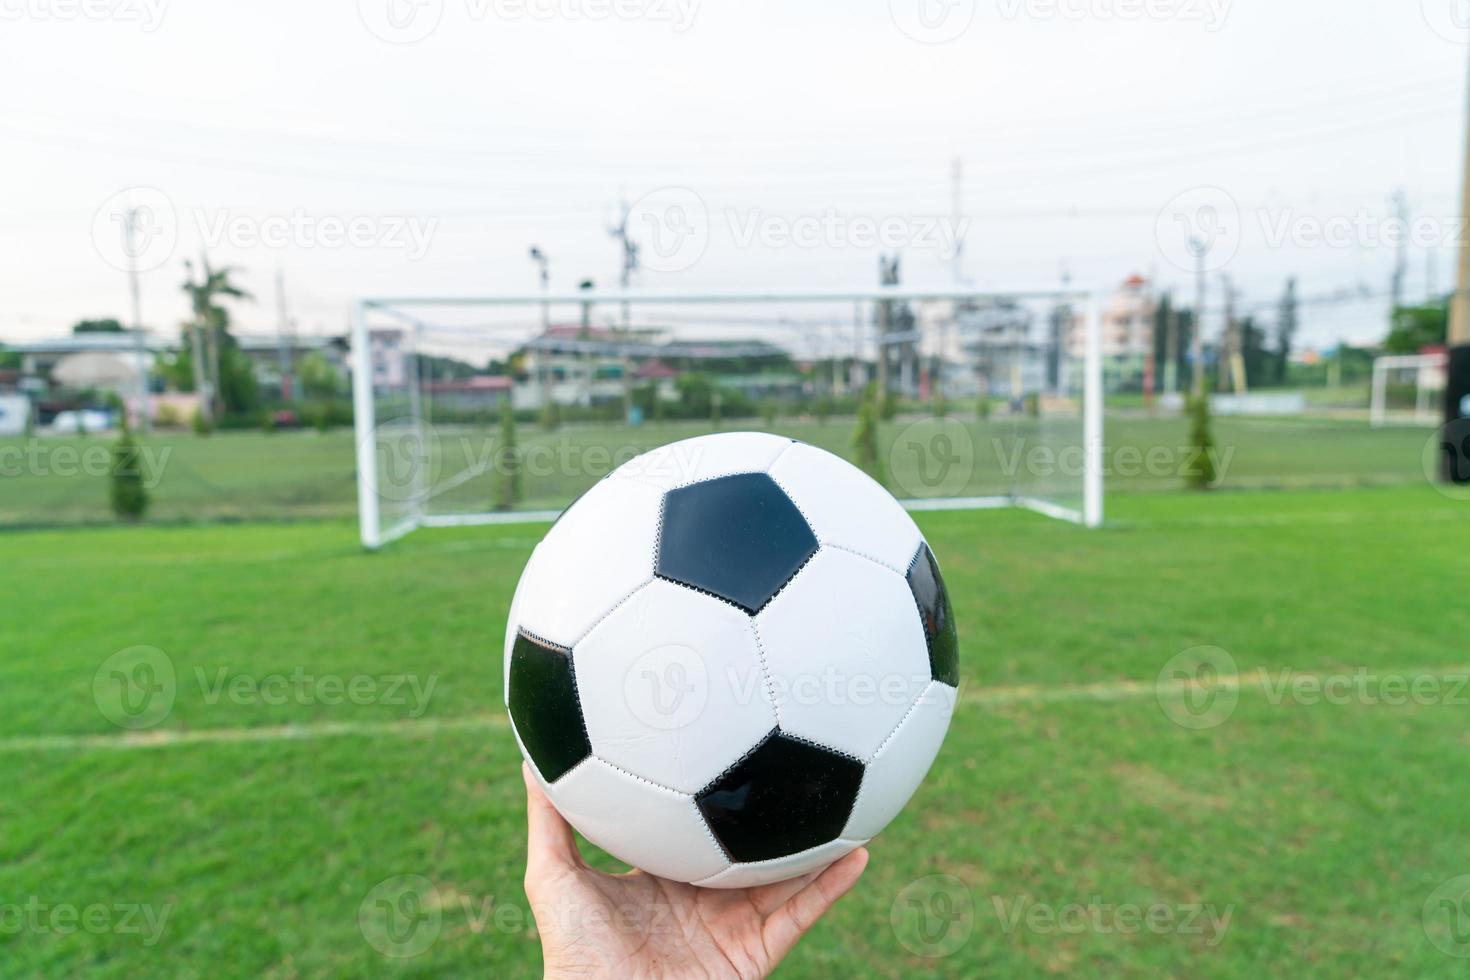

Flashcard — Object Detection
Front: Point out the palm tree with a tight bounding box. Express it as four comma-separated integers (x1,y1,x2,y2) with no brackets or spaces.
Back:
182,255,251,422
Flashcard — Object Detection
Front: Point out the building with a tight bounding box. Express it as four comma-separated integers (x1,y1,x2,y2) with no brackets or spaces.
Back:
1068,274,1155,361
233,334,349,397
368,329,408,390
916,298,1057,400
425,375,513,415
3,332,176,380
511,326,785,411
514,325,657,411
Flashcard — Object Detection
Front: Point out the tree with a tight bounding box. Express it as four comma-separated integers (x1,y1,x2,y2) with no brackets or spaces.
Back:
1274,278,1300,386
1240,316,1271,389
1385,300,1448,354
297,352,344,399
852,383,886,486
110,425,149,521
1154,299,1197,395
182,255,252,423
494,398,521,512
1184,395,1217,490
72,318,126,334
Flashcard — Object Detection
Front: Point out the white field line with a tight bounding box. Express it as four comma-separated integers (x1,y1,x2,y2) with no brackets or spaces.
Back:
5,664,1468,754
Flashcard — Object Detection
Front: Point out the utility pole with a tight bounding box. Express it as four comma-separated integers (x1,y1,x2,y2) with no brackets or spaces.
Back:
1163,293,1179,396
876,279,890,397
1142,279,1156,411
950,157,965,285
1190,237,1207,397
1223,275,1248,394
608,196,639,329
275,264,295,403
1218,273,1234,394
182,259,212,426
529,247,551,418
1391,189,1409,312
1447,43,1470,481
122,208,151,433
529,246,551,329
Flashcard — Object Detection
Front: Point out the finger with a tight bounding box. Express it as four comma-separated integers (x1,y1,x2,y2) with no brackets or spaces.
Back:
761,847,869,963
747,869,823,917
523,762,583,877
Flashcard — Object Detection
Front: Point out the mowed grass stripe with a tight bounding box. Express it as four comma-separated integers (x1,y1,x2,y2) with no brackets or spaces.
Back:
10,662,1468,754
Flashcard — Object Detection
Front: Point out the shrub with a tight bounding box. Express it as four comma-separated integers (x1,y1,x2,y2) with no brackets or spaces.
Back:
110,428,149,522
494,399,522,512
815,395,832,426
852,383,886,486
879,389,898,421
1185,395,1218,490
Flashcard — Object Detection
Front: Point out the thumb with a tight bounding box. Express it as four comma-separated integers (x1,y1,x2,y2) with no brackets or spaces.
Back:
761,847,870,964
523,762,583,881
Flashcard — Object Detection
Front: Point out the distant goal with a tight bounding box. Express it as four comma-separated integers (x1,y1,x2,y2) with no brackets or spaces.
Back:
1370,352,1447,428
350,286,1105,549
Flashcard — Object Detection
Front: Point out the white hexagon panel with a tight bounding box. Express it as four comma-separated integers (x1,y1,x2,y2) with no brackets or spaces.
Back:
609,431,794,492
572,579,778,795
512,477,663,649
548,757,731,883
754,548,933,762
767,441,924,574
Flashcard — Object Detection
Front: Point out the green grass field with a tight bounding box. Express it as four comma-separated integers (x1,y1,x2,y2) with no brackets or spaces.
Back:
0,411,1439,526
3,483,1468,977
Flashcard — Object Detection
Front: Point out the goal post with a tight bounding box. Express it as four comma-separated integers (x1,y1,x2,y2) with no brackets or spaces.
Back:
351,285,1105,549
1370,353,1447,428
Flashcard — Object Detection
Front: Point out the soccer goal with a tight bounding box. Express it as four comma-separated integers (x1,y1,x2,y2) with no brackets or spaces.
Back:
350,286,1104,549
1370,353,1447,428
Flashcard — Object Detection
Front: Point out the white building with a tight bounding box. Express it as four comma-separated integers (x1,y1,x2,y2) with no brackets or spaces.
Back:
1068,274,1155,361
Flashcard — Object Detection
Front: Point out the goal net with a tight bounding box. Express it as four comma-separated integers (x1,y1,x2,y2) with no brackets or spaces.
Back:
1370,353,1447,428
351,287,1103,549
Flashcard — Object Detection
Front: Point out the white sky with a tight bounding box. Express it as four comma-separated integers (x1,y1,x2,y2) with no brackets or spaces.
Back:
1,0,1467,356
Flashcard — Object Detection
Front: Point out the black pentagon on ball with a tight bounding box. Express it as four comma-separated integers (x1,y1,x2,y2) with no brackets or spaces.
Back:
695,731,864,864
656,472,819,614
507,630,591,783
907,543,960,687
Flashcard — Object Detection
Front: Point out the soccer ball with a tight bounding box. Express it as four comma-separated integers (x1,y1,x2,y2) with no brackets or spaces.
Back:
505,432,958,888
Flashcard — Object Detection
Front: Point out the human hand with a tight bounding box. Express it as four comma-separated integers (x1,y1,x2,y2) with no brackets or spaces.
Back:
521,763,870,979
